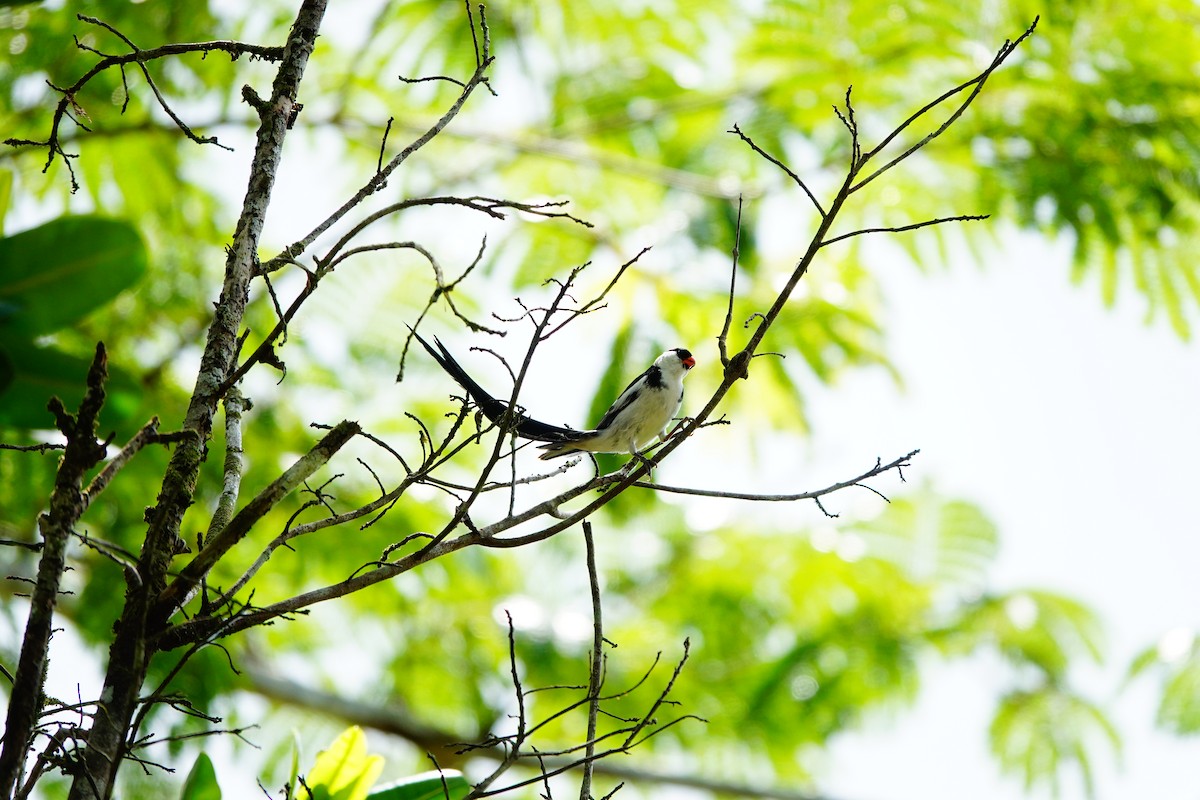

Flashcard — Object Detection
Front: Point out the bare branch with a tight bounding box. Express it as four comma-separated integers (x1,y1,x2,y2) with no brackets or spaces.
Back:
81,421,196,513
831,86,861,171
622,640,690,749
76,15,237,153
851,17,1040,193
260,5,500,274
0,442,66,454
540,247,650,340
628,450,918,516
5,16,281,190
311,195,590,277
580,521,603,800
719,195,744,370
821,215,989,248
729,124,824,217
205,389,249,542
242,666,843,800
151,419,361,628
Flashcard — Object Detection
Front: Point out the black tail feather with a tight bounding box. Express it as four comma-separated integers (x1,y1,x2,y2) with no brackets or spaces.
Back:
535,441,585,459
409,328,586,444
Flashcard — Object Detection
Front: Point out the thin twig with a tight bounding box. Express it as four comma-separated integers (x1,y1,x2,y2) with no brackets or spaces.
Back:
259,20,500,275
0,442,66,453
821,215,989,247
718,195,743,369
6,16,281,190
851,17,1039,192
580,521,603,800
627,449,919,503
728,124,825,217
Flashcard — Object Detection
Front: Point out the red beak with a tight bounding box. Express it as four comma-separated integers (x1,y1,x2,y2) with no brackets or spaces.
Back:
682,356,696,369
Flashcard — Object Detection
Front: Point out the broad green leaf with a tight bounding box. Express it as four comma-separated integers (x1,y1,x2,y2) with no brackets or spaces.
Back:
367,770,470,800
179,753,221,800
305,727,385,800
0,341,142,430
0,215,147,339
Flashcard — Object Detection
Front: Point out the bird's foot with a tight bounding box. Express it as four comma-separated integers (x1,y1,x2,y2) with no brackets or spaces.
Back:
622,451,656,479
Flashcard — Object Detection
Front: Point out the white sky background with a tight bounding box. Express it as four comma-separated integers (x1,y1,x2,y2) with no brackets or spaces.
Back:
807,231,1200,800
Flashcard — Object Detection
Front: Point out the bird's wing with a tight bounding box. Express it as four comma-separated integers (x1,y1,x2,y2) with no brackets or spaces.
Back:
409,329,585,443
593,365,659,431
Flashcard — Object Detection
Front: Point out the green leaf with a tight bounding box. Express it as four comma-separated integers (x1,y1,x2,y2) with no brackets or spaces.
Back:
179,753,221,800
1129,631,1200,734
990,686,1120,795
0,341,143,430
286,732,302,800
852,490,999,590
0,216,147,339
305,727,385,800
1158,654,1200,734
367,770,470,800
954,590,1103,677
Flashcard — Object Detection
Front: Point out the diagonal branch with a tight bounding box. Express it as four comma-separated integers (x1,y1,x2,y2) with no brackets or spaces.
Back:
80,419,197,513
259,5,497,275
151,419,360,628
70,10,331,792
850,17,1039,193
729,124,825,217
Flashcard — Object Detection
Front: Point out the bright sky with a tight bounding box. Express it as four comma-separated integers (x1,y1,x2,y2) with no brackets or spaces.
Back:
806,230,1200,800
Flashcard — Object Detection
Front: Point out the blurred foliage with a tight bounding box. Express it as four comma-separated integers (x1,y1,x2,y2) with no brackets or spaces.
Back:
0,0,1194,798
1129,630,1200,736
990,687,1120,798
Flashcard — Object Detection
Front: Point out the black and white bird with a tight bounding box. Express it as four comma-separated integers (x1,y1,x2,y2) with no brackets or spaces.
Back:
410,330,695,461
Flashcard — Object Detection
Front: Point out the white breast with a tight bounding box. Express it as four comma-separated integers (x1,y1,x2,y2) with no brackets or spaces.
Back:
586,386,680,454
